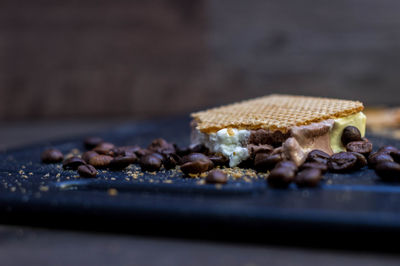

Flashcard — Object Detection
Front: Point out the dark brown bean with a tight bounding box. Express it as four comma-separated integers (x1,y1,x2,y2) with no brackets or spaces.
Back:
208,154,229,167
205,170,228,184
109,155,138,170
390,150,400,163
294,168,323,188
180,160,210,175
378,146,399,155
368,152,394,167
135,148,153,158
110,145,141,157
41,148,64,164
328,152,358,172
351,152,368,169
148,138,176,154
247,144,273,158
163,153,182,169
139,154,162,172
276,160,298,172
182,153,214,170
375,161,400,182
300,162,328,173
341,126,362,146
188,143,209,154
306,150,330,164
346,141,373,156
88,155,113,168
93,142,115,155
254,153,283,171
84,136,104,150
267,166,296,188
63,156,86,170
82,151,99,164
77,164,97,178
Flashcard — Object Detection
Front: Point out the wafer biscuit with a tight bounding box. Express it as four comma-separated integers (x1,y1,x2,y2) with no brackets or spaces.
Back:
191,94,364,133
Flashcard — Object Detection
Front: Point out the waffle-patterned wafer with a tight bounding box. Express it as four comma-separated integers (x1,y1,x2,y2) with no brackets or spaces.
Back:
191,94,364,133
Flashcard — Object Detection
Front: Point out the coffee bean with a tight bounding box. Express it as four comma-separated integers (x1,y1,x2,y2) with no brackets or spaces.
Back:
247,144,273,159
341,126,362,146
163,153,182,169
294,168,322,187
351,152,368,169
41,148,64,163
135,148,153,158
306,150,330,164
84,136,104,150
63,156,86,170
254,153,283,171
300,162,328,173
109,155,138,170
368,152,394,167
93,142,115,155
188,143,209,154
346,141,372,156
140,154,162,171
276,160,298,172
208,154,229,167
110,145,141,157
148,138,176,154
180,160,210,175
88,155,113,168
378,146,399,155
78,164,97,178
267,166,296,188
82,151,99,163
375,161,400,182
391,150,400,163
182,153,214,170
206,170,228,184
176,146,191,156
328,152,357,172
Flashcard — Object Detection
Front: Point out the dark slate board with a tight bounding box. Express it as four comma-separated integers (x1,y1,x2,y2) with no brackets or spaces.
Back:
1,116,400,246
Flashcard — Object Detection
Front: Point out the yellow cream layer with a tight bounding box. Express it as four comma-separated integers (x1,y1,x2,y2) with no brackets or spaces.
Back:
330,112,367,153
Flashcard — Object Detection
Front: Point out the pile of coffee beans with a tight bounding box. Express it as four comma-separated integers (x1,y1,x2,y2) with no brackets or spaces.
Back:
41,125,400,188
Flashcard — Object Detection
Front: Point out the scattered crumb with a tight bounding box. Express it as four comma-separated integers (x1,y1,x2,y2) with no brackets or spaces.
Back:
10,187,16,192
163,180,173,184
56,173,61,178
39,186,49,192
215,184,223,189
107,188,118,196
28,172,33,175
110,177,116,181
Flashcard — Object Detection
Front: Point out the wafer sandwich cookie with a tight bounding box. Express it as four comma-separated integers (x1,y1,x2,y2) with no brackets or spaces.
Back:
191,95,366,167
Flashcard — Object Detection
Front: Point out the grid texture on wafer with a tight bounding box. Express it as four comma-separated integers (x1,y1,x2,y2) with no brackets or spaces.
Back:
191,94,364,133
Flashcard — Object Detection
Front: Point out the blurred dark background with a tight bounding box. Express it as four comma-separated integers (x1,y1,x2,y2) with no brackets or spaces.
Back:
1,0,400,121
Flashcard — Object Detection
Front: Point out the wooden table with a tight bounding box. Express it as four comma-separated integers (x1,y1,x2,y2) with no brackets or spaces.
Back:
1,120,400,266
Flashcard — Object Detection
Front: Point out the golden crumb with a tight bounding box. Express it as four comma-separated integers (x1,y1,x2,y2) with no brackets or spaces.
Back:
39,186,49,192
56,173,61,178
107,188,118,196
163,180,173,184
111,177,116,181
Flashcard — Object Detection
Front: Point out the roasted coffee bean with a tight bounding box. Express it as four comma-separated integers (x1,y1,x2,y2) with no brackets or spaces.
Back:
267,166,296,188
151,152,164,161
346,141,372,155
375,161,400,182
306,150,330,164
276,160,298,172
93,142,115,155
88,155,113,168
208,154,229,167
148,138,176,154
294,168,322,188
180,160,210,175
378,146,399,155
341,126,362,146
77,164,97,178
182,153,214,170
328,152,358,172
351,152,368,169
82,151,99,163
368,152,394,167
110,145,141,157
188,143,209,154
300,162,328,173
175,146,191,156
140,154,162,171
84,136,104,150
135,148,153,158
254,153,283,171
63,156,86,170
391,150,400,163
41,148,64,163
163,153,181,169
109,155,138,170
206,170,228,184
